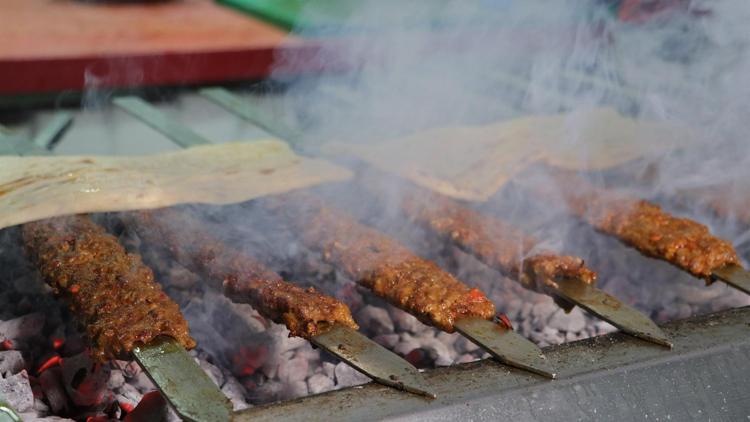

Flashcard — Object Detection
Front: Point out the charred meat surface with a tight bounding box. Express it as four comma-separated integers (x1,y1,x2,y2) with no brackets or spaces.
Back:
22,215,195,361
120,209,358,339
264,192,496,333
400,190,597,292
550,170,740,280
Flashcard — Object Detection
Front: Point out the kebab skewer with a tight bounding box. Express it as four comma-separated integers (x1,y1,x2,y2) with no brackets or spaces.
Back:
6,134,232,422
194,88,672,347
359,175,671,347
119,208,434,398
116,97,552,377
262,191,555,378
22,215,231,422
111,97,437,396
539,168,749,295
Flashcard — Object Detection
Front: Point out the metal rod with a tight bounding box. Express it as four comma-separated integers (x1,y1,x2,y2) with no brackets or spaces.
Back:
199,87,302,145
112,96,211,148
133,337,232,422
311,325,436,398
550,279,672,348
454,318,556,378
32,112,73,151
711,265,750,295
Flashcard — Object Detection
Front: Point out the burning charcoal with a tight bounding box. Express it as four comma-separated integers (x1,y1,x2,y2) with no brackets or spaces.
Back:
456,354,478,364
197,359,224,388
112,360,141,379
454,336,480,354
39,367,68,415
393,334,422,357
333,362,369,387
221,377,250,411
390,308,423,334
0,350,24,377
284,380,308,399
307,374,334,395
548,308,587,333
253,380,285,402
60,352,110,407
107,370,125,390
435,331,460,349
321,362,336,379
418,336,456,367
277,356,309,384
126,390,168,422
0,313,44,342
373,333,400,349
355,305,394,335
0,370,34,412
115,383,141,409
132,371,156,393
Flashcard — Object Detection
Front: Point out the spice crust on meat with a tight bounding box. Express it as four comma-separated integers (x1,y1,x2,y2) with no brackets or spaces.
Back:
22,215,195,361
551,171,739,280
400,190,597,292
266,193,496,333
122,209,358,338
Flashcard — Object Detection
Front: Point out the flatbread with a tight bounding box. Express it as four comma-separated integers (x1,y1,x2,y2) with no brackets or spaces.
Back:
322,108,696,201
0,140,351,230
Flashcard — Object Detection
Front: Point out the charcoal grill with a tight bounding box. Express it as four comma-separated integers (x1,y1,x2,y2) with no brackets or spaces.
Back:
2,90,749,420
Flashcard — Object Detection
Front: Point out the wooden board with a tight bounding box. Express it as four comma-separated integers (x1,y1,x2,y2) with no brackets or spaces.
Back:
0,0,314,94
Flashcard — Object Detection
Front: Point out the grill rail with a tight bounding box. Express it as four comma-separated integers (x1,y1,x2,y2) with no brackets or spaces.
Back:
236,306,750,421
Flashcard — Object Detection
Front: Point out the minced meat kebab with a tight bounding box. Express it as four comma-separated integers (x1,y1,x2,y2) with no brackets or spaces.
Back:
120,209,358,339
548,170,740,280
398,187,597,292
22,215,196,361
263,192,496,333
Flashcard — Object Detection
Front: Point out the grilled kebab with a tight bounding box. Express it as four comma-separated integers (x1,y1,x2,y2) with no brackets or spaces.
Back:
398,187,597,293
22,215,196,361
263,192,496,333
120,209,358,339
546,170,740,281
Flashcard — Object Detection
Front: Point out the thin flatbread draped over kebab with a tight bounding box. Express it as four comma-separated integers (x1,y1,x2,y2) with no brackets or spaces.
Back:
120,209,358,339
263,192,496,333
0,140,351,232
546,170,739,281
22,215,196,361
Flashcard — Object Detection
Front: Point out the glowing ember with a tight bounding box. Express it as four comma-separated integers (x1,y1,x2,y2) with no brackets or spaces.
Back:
37,355,62,374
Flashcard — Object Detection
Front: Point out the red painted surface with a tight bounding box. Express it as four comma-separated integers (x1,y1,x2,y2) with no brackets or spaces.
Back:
0,0,312,94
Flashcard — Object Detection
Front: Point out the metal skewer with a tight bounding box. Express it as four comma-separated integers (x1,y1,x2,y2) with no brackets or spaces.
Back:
197,90,560,378
196,88,671,348
0,391,22,422
9,121,233,422
112,95,436,398
711,265,750,295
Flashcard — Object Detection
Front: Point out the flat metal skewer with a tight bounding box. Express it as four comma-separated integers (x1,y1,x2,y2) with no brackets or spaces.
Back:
549,279,672,348
196,89,562,377
194,90,671,349
311,325,435,398
10,128,233,422
454,318,555,378
133,337,232,421
113,95,435,398
711,265,750,295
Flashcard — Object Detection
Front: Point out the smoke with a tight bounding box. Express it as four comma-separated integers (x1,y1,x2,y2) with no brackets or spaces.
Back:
264,0,750,313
